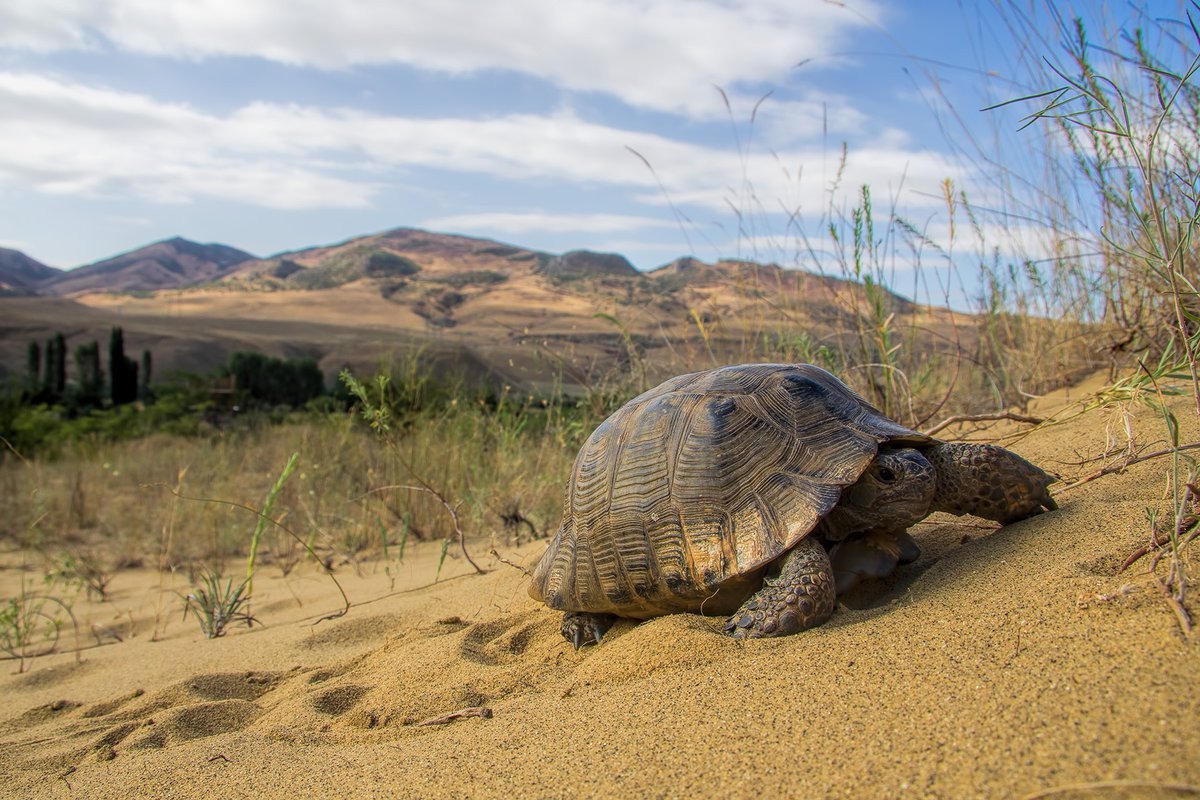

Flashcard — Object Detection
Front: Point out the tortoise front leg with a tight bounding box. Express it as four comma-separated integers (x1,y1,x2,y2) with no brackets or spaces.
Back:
561,611,617,650
723,537,836,639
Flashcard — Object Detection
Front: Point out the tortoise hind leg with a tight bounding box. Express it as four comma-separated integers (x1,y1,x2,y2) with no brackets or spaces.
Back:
561,611,617,650
828,529,921,594
723,537,836,639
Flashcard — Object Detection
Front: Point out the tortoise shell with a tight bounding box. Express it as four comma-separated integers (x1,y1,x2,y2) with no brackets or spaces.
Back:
529,363,931,618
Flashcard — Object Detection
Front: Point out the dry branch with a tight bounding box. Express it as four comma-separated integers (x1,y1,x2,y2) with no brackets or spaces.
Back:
1055,442,1200,493
490,548,532,577
924,411,1046,437
415,706,493,726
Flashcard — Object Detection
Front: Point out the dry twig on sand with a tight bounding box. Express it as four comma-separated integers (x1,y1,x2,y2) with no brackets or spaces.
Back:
415,706,493,726
360,483,485,575
490,548,532,577
1056,442,1200,493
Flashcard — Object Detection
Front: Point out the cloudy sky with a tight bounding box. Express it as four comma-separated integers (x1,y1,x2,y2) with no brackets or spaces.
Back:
0,0,1180,299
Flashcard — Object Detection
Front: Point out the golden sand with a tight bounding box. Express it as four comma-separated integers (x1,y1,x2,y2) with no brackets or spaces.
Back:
2,385,1198,799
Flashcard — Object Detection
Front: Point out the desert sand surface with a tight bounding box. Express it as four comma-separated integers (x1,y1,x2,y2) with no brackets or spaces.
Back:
2,379,1198,800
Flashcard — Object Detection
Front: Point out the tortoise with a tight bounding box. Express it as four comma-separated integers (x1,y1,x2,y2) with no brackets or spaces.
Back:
529,363,1056,648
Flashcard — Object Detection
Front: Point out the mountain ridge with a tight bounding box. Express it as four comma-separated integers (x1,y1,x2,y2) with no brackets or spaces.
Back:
3,226,890,301
35,237,256,296
0,248,61,295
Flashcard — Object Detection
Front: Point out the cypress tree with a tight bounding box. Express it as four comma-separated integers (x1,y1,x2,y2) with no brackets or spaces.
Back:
40,337,54,400
40,338,54,401
52,332,66,399
124,359,138,405
109,327,124,406
74,341,104,411
108,327,138,405
25,340,40,400
41,334,67,404
139,350,153,401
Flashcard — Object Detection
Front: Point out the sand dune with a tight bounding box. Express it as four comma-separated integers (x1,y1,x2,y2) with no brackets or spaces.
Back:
1,381,1198,799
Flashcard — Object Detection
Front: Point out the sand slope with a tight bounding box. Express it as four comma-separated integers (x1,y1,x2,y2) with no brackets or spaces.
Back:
1,385,1198,799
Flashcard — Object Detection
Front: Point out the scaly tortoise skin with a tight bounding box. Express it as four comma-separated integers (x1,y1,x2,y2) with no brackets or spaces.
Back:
529,363,1056,647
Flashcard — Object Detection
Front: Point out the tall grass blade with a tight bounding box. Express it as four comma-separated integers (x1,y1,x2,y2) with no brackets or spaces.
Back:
246,451,300,596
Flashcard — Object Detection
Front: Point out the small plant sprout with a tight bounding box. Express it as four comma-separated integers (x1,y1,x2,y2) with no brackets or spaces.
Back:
0,575,80,673
49,549,113,601
182,569,259,639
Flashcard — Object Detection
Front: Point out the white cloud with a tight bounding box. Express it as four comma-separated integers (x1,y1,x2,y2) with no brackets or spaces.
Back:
102,214,154,227
0,70,968,222
0,0,100,51
422,211,675,235
0,72,376,208
745,96,874,148
0,0,882,120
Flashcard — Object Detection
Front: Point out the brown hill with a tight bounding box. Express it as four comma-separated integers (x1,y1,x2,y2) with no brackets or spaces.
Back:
42,237,255,296
218,225,914,370
0,247,60,295
0,226,1036,417
229,227,544,294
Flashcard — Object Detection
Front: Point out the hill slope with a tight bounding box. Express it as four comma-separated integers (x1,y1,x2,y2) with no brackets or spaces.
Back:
0,248,60,295
42,237,255,296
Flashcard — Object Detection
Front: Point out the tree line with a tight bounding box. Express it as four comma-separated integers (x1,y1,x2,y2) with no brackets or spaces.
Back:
224,350,325,409
17,328,326,414
23,327,150,413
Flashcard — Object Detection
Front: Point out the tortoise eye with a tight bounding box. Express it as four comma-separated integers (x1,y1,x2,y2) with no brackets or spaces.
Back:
878,466,897,482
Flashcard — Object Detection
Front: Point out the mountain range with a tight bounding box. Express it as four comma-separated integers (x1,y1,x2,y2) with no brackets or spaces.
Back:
0,226,936,398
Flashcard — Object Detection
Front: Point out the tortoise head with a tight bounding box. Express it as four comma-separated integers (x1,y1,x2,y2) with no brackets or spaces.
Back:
819,447,936,541
926,442,1057,523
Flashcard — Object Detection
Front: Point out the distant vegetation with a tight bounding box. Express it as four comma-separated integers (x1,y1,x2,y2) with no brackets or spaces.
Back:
427,269,508,289
19,327,146,415
0,332,337,456
248,247,425,291
223,351,325,410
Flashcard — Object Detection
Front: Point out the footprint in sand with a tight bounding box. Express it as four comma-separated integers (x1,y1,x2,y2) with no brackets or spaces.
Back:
0,670,287,772
296,613,404,650
458,612,543,666
80,688,146,718
181,671,281,702
239,612,559,738
125,698,264,750
309,684,370,716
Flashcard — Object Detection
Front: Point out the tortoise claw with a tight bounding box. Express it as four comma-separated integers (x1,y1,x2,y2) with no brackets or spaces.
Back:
561,611,617,649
